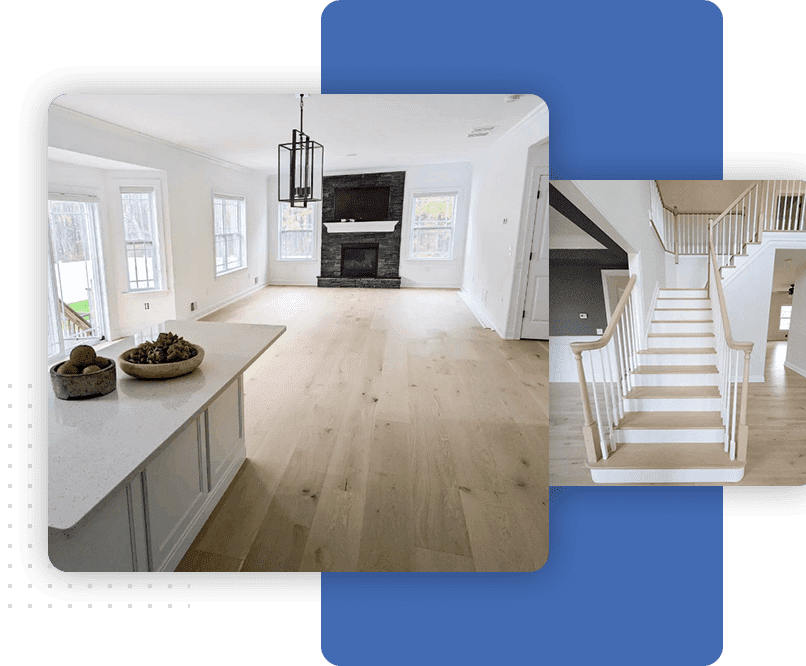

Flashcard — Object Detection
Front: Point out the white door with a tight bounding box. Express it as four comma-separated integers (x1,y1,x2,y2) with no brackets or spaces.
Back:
521,173,549,339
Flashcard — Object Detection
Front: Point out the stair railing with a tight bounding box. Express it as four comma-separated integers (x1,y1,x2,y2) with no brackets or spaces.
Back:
707,222,753,461
570,274,640,464
710,182,760,274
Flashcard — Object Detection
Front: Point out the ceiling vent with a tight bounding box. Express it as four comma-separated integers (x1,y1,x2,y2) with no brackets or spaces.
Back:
504,94,524,103
467,126,496,138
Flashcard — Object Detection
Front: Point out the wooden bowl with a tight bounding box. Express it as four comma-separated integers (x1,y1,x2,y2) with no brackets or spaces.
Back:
117,344,204,380
50,357,117,400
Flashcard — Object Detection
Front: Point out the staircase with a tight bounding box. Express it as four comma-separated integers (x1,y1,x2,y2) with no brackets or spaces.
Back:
587,288,745,483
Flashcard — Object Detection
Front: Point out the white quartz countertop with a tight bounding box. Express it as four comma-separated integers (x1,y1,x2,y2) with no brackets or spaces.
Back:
48,320,285,533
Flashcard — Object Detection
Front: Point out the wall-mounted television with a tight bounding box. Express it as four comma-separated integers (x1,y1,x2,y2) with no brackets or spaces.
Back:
334,186,391,221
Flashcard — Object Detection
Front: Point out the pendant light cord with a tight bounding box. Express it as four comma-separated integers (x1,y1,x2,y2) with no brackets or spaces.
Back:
299,94,304,135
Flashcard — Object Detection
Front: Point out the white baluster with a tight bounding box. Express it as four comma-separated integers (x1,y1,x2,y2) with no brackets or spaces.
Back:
586,352,607,460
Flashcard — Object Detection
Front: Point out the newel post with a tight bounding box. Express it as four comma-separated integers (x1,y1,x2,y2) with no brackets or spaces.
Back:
573,350,601,464
737,348,752,462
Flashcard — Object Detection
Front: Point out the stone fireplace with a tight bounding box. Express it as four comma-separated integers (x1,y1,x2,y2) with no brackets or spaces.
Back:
317,171,404,288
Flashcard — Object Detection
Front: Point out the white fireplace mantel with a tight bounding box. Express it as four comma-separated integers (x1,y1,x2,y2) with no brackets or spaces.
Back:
324,220,399,234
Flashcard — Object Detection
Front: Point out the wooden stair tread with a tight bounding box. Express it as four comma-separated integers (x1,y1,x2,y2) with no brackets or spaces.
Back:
654,308,711,311
652,319,713,323
588,442,744,470
648,332,715,337
625,386,721,399
633,365,718,374
657,297,709,301
639,348,716,354
616,411,724,429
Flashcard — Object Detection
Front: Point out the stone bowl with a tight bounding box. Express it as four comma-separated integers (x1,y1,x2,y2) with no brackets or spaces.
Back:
50,357,117,400
117,344,204,380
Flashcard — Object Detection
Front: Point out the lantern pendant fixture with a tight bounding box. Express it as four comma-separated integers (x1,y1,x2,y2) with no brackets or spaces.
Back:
278,94,324,208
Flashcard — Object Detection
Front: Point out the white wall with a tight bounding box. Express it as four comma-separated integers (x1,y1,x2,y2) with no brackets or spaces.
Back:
665,255,708,289
49,106,270,333
399,162,472,288
723,245,776,382
461,109,549,337
785,264,806,377
265,163,473,288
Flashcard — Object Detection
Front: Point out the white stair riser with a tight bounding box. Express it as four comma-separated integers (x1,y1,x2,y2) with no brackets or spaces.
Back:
656,299,710,308
647,336,715,348
591,468,744,484
651,321,713,334
653,309,712,321
623,397,723,412
658,290,707,299
616,428,725,444
639,353,716,365
631,373,719,387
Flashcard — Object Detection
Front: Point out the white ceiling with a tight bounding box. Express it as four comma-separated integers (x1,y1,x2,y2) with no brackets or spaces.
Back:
656,180,758,213
51,93,545,173
772,249,806,292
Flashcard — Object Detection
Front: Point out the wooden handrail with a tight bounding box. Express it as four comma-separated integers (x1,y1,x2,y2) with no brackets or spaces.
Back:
571,275,637,354
710,182,758,228
707,224,753,353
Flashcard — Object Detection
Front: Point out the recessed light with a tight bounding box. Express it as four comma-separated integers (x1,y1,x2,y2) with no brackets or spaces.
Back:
346,153,357,157
468,126,496,137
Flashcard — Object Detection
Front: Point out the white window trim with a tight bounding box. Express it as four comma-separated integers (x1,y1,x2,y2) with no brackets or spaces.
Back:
407,190,459,261
47,193,111,362
114,178,169,294
780,304,793,331
213,192,248,278
278,201,319,262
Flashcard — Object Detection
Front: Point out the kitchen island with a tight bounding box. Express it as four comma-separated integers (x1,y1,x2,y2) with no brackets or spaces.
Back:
49,320,285,572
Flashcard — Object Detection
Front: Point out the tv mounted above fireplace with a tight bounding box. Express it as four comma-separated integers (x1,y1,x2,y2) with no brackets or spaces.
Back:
333,186,391,221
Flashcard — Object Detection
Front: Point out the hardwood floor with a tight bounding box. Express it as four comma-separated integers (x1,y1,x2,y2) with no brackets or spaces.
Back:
175,287,548,572
550,341,806,486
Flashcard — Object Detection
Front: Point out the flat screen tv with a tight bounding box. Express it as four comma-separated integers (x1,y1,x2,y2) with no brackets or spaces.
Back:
334,186,391,221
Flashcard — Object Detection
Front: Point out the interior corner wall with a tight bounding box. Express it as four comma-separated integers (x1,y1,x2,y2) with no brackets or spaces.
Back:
664,255,708,289
48,106,270,332
785,265,806,376
461,111,549,336
554,180,667,332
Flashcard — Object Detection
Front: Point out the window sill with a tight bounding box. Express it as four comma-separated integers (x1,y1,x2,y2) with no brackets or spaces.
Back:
276,257,318,263
215,265,249,279
405,257,455,262
122,289,170,296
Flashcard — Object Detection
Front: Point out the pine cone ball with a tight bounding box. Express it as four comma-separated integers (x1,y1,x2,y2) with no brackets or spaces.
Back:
70,345,96,367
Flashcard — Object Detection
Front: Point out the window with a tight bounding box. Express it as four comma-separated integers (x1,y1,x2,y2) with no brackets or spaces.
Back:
120,187,162,290
47,196,108,360
279,202,316,260
409,193,457,260
213,194,247,275
780,305,793,331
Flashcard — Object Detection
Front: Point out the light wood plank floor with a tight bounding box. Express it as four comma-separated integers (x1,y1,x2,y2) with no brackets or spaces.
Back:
550,341,806,486
175,287,548,571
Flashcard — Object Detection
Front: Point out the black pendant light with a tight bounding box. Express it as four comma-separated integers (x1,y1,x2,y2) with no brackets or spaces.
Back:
278,94,324,208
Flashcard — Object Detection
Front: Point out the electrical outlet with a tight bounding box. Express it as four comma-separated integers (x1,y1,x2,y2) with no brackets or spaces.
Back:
579,313,587,319
144,303,149,310
596,328,603,335
503,218,508,225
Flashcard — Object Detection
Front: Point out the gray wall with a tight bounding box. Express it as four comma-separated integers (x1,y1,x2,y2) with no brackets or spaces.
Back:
550,263,610,336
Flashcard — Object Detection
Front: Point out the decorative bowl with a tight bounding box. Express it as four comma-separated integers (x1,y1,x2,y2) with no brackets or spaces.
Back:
50,358,117,400
117,344,205,380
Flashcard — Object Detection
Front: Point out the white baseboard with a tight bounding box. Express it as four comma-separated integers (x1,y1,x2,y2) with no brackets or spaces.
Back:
266,280,317,286
193,281,267,320
458,289,495,330
784,361,806,379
